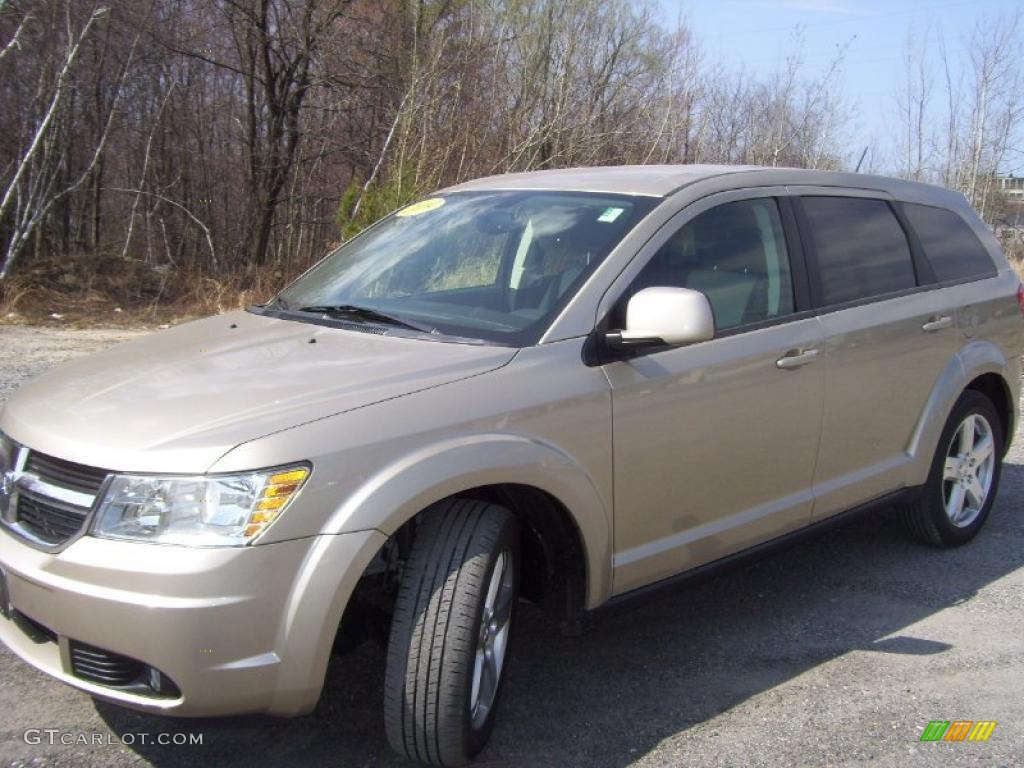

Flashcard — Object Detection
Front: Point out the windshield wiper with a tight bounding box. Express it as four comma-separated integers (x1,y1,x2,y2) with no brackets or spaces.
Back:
296,304,436,334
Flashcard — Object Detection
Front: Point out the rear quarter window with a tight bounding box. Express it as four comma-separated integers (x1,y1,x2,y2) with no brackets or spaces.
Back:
902,203,996,282
800,196,917,305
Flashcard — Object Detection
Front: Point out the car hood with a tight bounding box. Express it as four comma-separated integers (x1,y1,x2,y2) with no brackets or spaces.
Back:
1,310,516,473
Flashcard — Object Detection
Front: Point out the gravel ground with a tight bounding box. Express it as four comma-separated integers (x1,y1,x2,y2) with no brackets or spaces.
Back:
0,325,1022,768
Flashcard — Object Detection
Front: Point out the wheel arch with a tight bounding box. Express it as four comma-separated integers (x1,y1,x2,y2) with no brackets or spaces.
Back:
964,372,1015,455
451,483,588,633
326,434,612,610
908,340,1017,484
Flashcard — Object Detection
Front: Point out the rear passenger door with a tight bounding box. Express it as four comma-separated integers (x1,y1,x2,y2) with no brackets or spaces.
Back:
792,192,958,520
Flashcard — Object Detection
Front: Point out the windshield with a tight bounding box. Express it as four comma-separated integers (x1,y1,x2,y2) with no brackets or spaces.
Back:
272,190,658,345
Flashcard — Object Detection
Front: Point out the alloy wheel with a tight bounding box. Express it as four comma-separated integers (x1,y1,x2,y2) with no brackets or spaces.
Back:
942,413,996,528
470,549,515,729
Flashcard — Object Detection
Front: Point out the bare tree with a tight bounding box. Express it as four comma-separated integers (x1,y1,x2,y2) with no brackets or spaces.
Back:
0,0,862,310
159,0,354,266
0,3,125,278
893,8,1023,222
895,23,932,181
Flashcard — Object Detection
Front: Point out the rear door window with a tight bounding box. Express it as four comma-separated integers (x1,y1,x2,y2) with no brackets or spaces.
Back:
800,196,917,305
902,203,996,282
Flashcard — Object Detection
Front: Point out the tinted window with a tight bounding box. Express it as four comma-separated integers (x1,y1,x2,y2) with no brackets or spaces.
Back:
801,197,916,305
903,203,995,282
626,198,795,330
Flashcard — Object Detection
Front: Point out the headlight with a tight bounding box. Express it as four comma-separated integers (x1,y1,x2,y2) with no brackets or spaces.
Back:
91,465,309,546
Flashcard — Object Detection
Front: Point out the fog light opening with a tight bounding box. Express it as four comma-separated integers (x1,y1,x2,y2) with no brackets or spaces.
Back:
145,665,180,698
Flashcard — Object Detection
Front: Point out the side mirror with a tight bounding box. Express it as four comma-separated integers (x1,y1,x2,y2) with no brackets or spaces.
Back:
608,287,715,349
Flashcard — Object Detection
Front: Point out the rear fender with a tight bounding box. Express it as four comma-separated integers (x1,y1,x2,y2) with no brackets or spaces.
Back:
907,340,1014,484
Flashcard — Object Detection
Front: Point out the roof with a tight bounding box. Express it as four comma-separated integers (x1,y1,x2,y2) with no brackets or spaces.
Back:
441,164,963,206
443,164,756,197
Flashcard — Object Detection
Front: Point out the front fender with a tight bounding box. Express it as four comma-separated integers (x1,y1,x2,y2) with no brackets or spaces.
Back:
262,434,612,714
326,434,612,608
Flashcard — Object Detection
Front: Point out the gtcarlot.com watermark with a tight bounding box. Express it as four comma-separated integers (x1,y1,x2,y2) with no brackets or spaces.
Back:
24,728,202,746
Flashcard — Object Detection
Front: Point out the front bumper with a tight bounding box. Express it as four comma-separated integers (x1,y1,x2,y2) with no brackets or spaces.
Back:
0,526,385,717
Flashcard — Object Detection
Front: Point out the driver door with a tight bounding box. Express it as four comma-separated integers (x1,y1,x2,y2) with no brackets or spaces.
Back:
604,191,826,594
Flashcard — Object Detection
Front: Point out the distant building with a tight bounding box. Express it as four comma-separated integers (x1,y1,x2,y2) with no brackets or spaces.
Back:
994,175,1024,231
996,174,1024,204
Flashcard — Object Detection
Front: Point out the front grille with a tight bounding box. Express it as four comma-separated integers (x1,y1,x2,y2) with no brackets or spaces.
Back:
16,491,88,544
7,450,109,546
70,641,146,687
24,452,107,495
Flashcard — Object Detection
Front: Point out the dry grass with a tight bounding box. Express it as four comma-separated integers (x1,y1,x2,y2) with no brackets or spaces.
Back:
1013,260,1024,281
0,252,296,328
0,245,498,328
1003,238,1024,280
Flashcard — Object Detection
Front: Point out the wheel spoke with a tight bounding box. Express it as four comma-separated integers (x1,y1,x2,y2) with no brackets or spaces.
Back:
943,457,960,481
970,434,994,465
958,416,976,455
484,553,504,613
492,581,515,627
964,476,986,509
492,625,509,671
479,649,497,710
471,650,483,709
946,483,966,522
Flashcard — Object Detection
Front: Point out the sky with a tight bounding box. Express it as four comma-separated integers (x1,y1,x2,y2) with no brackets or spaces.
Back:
658,0,1022,172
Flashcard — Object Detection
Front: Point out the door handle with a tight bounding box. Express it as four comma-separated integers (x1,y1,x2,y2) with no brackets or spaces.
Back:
776,348,820,369
922,316,953,332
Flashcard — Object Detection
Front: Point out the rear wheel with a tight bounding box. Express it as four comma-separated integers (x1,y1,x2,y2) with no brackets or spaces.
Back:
384,499,519,767
900,390,1004,547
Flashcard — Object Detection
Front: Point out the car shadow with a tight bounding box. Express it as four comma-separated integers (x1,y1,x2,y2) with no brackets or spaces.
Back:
96,460,1024,767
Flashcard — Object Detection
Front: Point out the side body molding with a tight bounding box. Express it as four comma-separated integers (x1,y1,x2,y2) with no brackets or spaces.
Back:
325,434,613,609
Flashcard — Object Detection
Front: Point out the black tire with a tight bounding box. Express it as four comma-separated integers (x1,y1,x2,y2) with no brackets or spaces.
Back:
384,499,520,767
899,390,1004,547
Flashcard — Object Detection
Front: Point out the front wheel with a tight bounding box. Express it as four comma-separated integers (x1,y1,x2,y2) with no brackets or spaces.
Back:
384,499,519,767
900,390,1004,547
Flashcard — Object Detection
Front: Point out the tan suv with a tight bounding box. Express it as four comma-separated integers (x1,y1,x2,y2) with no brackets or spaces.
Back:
0,165,1020,766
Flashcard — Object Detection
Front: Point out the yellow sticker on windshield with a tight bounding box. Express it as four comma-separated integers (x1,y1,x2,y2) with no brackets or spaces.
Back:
396,198,446,217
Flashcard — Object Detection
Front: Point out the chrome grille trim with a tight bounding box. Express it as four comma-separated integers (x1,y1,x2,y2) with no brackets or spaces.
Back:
16,473,96,509
0,445,109,550
23,451,108,495
15,490,89,544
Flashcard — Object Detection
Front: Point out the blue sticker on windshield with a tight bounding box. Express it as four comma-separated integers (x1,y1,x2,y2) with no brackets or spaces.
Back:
597,207,624,223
